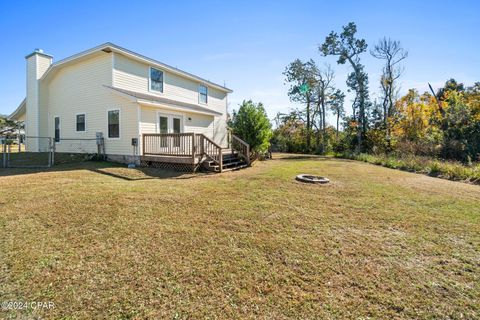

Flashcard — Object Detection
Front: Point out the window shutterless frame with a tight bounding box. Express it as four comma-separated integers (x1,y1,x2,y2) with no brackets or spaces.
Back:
54,116,61,143
199,84,208,104
149,67,164,94
106,109,121,139
75,113,86,133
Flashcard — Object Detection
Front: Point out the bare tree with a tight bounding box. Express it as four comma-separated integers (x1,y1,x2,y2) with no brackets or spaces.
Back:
371,37,408,126
312,64,335,151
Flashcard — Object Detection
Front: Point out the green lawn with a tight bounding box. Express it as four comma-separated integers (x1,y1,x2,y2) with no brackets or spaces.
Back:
1,154,479,319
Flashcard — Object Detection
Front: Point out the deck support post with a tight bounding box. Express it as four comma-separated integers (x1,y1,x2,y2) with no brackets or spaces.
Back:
48,138,53,167
2,142,7,168
218,146,223,173
52,138,56,166
192,133,196,172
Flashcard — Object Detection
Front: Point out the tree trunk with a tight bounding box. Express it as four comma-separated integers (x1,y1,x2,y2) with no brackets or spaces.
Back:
321,94,327,153
306,96,311,151
316,104,321,151
347,57,365,152
336,113,340,140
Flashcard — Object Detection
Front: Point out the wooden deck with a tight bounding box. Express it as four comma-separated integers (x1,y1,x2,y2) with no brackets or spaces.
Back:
140,133,250,172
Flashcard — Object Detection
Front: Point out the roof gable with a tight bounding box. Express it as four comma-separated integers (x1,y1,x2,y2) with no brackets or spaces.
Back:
41,43,232,93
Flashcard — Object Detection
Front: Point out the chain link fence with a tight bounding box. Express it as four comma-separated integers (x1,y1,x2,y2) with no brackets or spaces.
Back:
53,137,105,165
1,135,6,168
1,136,53,168
1,136,105,168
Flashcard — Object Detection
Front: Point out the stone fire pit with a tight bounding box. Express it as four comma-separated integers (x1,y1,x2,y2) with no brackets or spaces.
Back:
295,174,330,184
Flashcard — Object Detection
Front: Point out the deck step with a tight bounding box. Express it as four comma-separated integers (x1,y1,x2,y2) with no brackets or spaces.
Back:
221,164,248,172
203,151,248,172
222,161,244,168
210,165,248,172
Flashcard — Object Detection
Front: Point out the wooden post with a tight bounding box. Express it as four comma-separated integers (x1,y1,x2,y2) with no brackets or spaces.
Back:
102,138,105,160
48,138,52,167
97,139,101,159
191,133,196,172
2,142,6,168
218,146,223,173
246,144,250,166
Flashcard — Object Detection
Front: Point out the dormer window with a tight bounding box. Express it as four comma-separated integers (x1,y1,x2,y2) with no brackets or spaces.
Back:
150,67,164,93
199,85,208,104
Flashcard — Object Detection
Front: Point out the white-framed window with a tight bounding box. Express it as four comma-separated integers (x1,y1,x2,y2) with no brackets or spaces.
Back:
76,113,86,132
149,67,164,93
54,116,60,142
107,109,120,139
199,84,208,104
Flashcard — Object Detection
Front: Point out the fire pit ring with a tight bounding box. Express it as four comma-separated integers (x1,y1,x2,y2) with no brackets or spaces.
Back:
295,174,330,184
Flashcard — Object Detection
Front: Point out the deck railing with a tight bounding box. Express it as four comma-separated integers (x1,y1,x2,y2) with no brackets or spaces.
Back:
143,133,195,157
198,134,223,171
142,133,224,172
231,134,250,165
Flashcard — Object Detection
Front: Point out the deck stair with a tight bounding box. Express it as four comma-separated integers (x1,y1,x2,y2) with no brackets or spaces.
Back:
141,132,250,173
205,151,248,172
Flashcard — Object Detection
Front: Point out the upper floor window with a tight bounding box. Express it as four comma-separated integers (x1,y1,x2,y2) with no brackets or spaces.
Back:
199,85,208,104
150,67,164,93
76,114,86,132
108,110,120,138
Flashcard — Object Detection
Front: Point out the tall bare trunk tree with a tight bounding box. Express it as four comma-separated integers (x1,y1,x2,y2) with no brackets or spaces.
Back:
312,65,334,152
371,37,408,149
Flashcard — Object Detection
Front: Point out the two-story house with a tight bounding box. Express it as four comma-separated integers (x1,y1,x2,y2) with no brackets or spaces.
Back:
9,43,249,172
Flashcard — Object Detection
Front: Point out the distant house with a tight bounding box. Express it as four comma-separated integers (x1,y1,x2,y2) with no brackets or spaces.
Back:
9,43,248,171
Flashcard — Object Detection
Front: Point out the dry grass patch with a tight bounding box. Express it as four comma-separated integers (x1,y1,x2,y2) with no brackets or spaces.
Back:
0,155,479,319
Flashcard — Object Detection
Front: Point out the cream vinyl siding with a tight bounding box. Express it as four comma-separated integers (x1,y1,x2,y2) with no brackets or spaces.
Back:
17,113,26,121
139,105,228,147
46,52,139,155
24,47,229,156
37,57,52,140
113,53,229,108
140,106,213,136
26,57,37,139
26,54,51,151
114,53,228,146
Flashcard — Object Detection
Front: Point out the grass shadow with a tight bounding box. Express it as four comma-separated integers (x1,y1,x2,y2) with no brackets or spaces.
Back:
0,161,207,181
91,166,205,181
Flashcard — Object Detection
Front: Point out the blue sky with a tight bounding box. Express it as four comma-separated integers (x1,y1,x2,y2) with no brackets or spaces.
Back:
1,0,479,125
